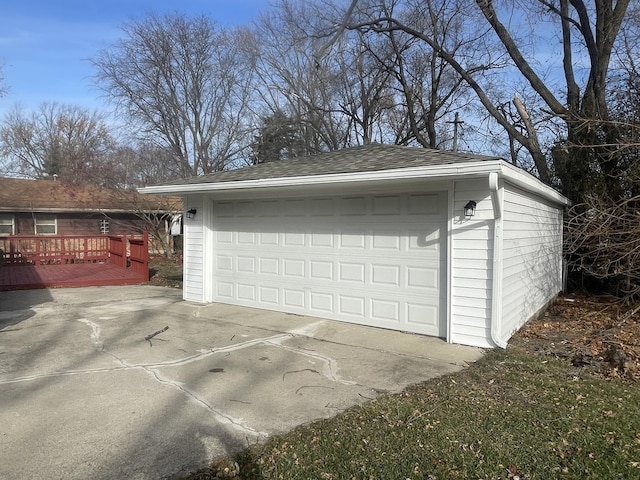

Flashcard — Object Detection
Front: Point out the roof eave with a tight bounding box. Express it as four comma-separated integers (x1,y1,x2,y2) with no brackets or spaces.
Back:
140,161,506,195
499,162,571,206
139,159,570,207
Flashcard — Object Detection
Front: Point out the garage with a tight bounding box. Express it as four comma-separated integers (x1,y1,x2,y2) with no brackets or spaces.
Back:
210,191,447,337
141,143,570,348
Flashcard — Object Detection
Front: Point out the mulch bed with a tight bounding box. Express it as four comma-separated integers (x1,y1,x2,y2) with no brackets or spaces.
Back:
509,294,640,381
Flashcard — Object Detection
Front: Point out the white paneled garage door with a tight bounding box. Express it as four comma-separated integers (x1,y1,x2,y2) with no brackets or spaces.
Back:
210,191,447,337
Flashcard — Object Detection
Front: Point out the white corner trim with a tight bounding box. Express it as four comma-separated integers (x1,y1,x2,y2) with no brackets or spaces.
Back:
489,174,508,349
488,172,502,219
446,180,455,344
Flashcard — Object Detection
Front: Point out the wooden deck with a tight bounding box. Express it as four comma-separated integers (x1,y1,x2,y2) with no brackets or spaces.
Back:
0,233,149,291
0,262,147,290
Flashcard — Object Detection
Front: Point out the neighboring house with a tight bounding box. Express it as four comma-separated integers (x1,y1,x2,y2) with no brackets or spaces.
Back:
0,177,181,251
141,144,570,348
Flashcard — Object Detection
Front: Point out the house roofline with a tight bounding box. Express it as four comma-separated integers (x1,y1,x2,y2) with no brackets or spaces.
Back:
140,159,570,207
0,208,180,214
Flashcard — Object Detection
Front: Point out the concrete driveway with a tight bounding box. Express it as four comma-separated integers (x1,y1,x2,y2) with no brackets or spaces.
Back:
0,285,483,479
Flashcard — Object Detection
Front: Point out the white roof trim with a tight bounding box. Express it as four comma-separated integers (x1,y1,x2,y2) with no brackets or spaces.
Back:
140,159,570,206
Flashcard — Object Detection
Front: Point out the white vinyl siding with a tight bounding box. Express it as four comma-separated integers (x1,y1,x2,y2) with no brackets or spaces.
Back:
500,184,563,338
450,179,494,348
209,191,447,337
183,195,205,302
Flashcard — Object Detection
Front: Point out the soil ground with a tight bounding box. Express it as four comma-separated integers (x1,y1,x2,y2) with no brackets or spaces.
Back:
510,293,640,381
148,255,183,289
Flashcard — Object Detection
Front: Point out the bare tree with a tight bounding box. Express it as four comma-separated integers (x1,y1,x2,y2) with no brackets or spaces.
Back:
106,142,182,188
360,0,493,149
0,102,115,182
253,1,350,152
92,13,256,176
121,190,181,259
565,193,640,303
0,62,7,98
253,0,409,151
335,0,633,193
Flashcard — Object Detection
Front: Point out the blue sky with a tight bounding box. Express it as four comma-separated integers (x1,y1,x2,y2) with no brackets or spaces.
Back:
0,0,269,117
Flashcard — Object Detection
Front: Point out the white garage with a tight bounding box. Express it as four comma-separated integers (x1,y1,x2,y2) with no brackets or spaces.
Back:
142,144,569,348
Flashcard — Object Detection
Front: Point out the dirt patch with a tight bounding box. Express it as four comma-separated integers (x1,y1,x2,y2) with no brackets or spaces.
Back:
509,294,640,381
148,255,183,289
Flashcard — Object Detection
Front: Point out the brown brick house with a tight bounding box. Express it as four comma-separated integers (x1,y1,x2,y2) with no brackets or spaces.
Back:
0,177,181,252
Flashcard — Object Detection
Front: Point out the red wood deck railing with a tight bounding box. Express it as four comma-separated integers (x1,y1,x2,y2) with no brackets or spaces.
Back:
128,233,149,279
0,233,149,289
0,233,149,291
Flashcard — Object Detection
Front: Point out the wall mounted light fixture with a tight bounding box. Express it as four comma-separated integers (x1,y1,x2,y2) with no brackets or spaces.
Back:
464,200,476,218
186,208,197,219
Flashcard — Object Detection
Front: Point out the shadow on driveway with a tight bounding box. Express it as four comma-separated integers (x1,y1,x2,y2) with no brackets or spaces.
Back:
0,285,483,480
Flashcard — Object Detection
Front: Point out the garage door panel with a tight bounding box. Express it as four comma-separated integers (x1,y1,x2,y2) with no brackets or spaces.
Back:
283,259,305,278
372,195,402,215
237,256,255,273
339,262,365,283
237,283,256,301
408,193,441,215
310,198,335,216
260,232,279,245
311,232,334,247
211,191,446,337
340,196,367,215
409,227,441,251
310,260,333,279
407,266,439,289
283,288,305,308
371,298,401,323
370,264,400,286
339,230,366,249
407,303,440,328
259,286,279,304
259,257,279,275
372,231,401,250
216,282,233,299
339,295,366,317
310,291,333,312
237,231,255,245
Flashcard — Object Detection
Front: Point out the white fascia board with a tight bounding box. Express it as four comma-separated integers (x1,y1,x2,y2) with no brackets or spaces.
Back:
139,160,506,195
499,162,571,206
140,159,570,207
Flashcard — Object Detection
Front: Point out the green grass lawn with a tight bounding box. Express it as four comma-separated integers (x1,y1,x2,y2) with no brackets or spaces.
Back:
186,348,640,480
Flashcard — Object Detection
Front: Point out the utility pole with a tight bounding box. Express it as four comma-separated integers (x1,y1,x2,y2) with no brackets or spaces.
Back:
446,112,464,152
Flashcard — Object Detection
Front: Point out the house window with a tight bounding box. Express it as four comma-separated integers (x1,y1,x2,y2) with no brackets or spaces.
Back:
99,219,110,234
0,215,14,235
35,215,57,235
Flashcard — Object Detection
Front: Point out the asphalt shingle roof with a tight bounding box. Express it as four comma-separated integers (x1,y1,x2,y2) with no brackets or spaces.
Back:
0,177,181,212
162,143,501,186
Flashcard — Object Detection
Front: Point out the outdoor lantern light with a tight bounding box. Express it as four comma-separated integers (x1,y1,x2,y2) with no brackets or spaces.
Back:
464,200,476,217
186,208,197,219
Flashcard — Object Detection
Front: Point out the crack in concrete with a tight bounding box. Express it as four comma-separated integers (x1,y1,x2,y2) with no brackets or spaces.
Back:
77,319,104,351
265,339,357,386
136,333,293,368
4,318,354,436
0,365,134,385
140,365,266,438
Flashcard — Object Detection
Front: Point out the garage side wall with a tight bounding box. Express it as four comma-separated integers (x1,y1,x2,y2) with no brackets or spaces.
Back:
450,179,494,348
183,194,206,303
500,184,563,340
